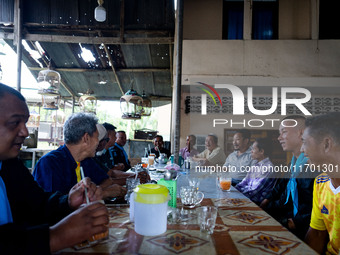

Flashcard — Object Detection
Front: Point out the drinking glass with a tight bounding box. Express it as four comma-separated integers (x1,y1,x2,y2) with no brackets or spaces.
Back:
148,155,155,167
188,177,200,190
180,186,204,208
125,177,140,204
217,175,231,191
196,206,218,234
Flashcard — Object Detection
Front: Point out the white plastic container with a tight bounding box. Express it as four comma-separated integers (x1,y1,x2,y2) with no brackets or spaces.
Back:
130,184,169,236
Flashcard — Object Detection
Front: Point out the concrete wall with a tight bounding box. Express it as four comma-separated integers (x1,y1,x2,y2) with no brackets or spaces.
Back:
179,39,340,148
279,0,311,39
182,40,340,78
179,91,287,149
183,0,313,40
183,0,222,39
179,0,340,150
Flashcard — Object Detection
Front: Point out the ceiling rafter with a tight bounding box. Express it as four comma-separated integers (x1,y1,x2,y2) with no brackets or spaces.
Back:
147,44,156,95
26,40,76,97
27,67,170,73
0,32,173,45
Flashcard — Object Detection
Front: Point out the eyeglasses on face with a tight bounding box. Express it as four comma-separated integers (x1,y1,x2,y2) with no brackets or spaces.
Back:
100,137,110,142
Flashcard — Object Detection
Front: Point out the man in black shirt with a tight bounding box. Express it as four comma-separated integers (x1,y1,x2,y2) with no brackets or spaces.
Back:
150,135,171,158
111,131,131,171
0,83,108,254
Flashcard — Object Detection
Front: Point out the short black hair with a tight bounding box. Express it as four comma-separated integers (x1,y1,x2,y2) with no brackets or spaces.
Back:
305,112,340,144
254,138,272,158
282,115,306,129
0,83,26,102
236,129,251,140
154,135,163,141
207,134,218,144
102,122,116,131
188,134,196,145
282,115,306,121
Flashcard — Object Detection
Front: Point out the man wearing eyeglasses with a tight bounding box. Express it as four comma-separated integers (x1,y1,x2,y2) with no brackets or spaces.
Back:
94,125,149,184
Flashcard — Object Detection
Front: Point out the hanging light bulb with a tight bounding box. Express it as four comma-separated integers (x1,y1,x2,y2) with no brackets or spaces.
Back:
120,89,143,119
141,91,152,116
95,0,106,22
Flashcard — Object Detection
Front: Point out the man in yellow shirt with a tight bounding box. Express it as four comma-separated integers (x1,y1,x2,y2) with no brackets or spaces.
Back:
302,112,340,255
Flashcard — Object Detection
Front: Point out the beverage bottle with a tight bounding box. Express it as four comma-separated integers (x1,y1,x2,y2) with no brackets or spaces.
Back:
178,154,184,167
144,148,149,157
170,154,174,164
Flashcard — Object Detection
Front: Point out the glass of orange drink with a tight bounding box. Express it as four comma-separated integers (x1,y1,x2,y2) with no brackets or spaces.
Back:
217,176,231,191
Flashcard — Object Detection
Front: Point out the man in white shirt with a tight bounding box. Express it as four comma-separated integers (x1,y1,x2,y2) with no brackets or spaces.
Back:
224,129,257,186
193,134,226,166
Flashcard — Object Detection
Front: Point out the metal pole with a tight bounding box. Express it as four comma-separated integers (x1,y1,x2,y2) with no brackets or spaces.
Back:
72,97,75,113
15,0,23,91
170,0,183,164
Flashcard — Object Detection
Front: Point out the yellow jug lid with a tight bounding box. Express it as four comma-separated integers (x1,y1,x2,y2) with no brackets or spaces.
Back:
134,184,169,204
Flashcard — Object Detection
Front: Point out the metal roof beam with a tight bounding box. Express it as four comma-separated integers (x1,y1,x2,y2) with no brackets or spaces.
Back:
102,43,124,96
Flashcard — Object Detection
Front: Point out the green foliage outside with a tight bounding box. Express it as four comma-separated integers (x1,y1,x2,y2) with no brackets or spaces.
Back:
28,101,160,140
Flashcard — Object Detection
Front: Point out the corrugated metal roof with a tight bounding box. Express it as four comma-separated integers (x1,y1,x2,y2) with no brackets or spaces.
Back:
0,0,175,106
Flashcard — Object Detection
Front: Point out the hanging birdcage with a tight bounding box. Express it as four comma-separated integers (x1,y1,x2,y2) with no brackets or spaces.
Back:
27,109,40,127
79,93,97,114
37,68,61,95
141,91,152,117
41,94,60,110
120,89,143,119
37,64,61,110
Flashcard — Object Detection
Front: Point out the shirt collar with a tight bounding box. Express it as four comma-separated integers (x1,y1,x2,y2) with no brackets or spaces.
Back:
115,143,124,150
62,145,77,166
256,157,270,166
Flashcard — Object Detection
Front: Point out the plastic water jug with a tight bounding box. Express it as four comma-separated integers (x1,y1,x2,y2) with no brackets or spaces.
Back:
130,184,169,236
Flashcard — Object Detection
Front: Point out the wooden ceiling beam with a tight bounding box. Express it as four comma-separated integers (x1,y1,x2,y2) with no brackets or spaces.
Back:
0,32,173,45
27,67,170,73
120,0,125,43
22,23,171,35
60,96,172,101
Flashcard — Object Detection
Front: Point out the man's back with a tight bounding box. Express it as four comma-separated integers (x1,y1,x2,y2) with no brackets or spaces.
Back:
111,144,131,171
34,145,108,194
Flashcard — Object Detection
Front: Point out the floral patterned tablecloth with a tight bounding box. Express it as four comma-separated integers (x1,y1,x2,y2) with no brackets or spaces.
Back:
57,196,317,255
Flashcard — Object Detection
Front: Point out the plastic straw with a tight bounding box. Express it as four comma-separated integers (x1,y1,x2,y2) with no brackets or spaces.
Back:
80,166,90,204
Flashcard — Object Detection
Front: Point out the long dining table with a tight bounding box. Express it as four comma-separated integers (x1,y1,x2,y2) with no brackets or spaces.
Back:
57,171,317,255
